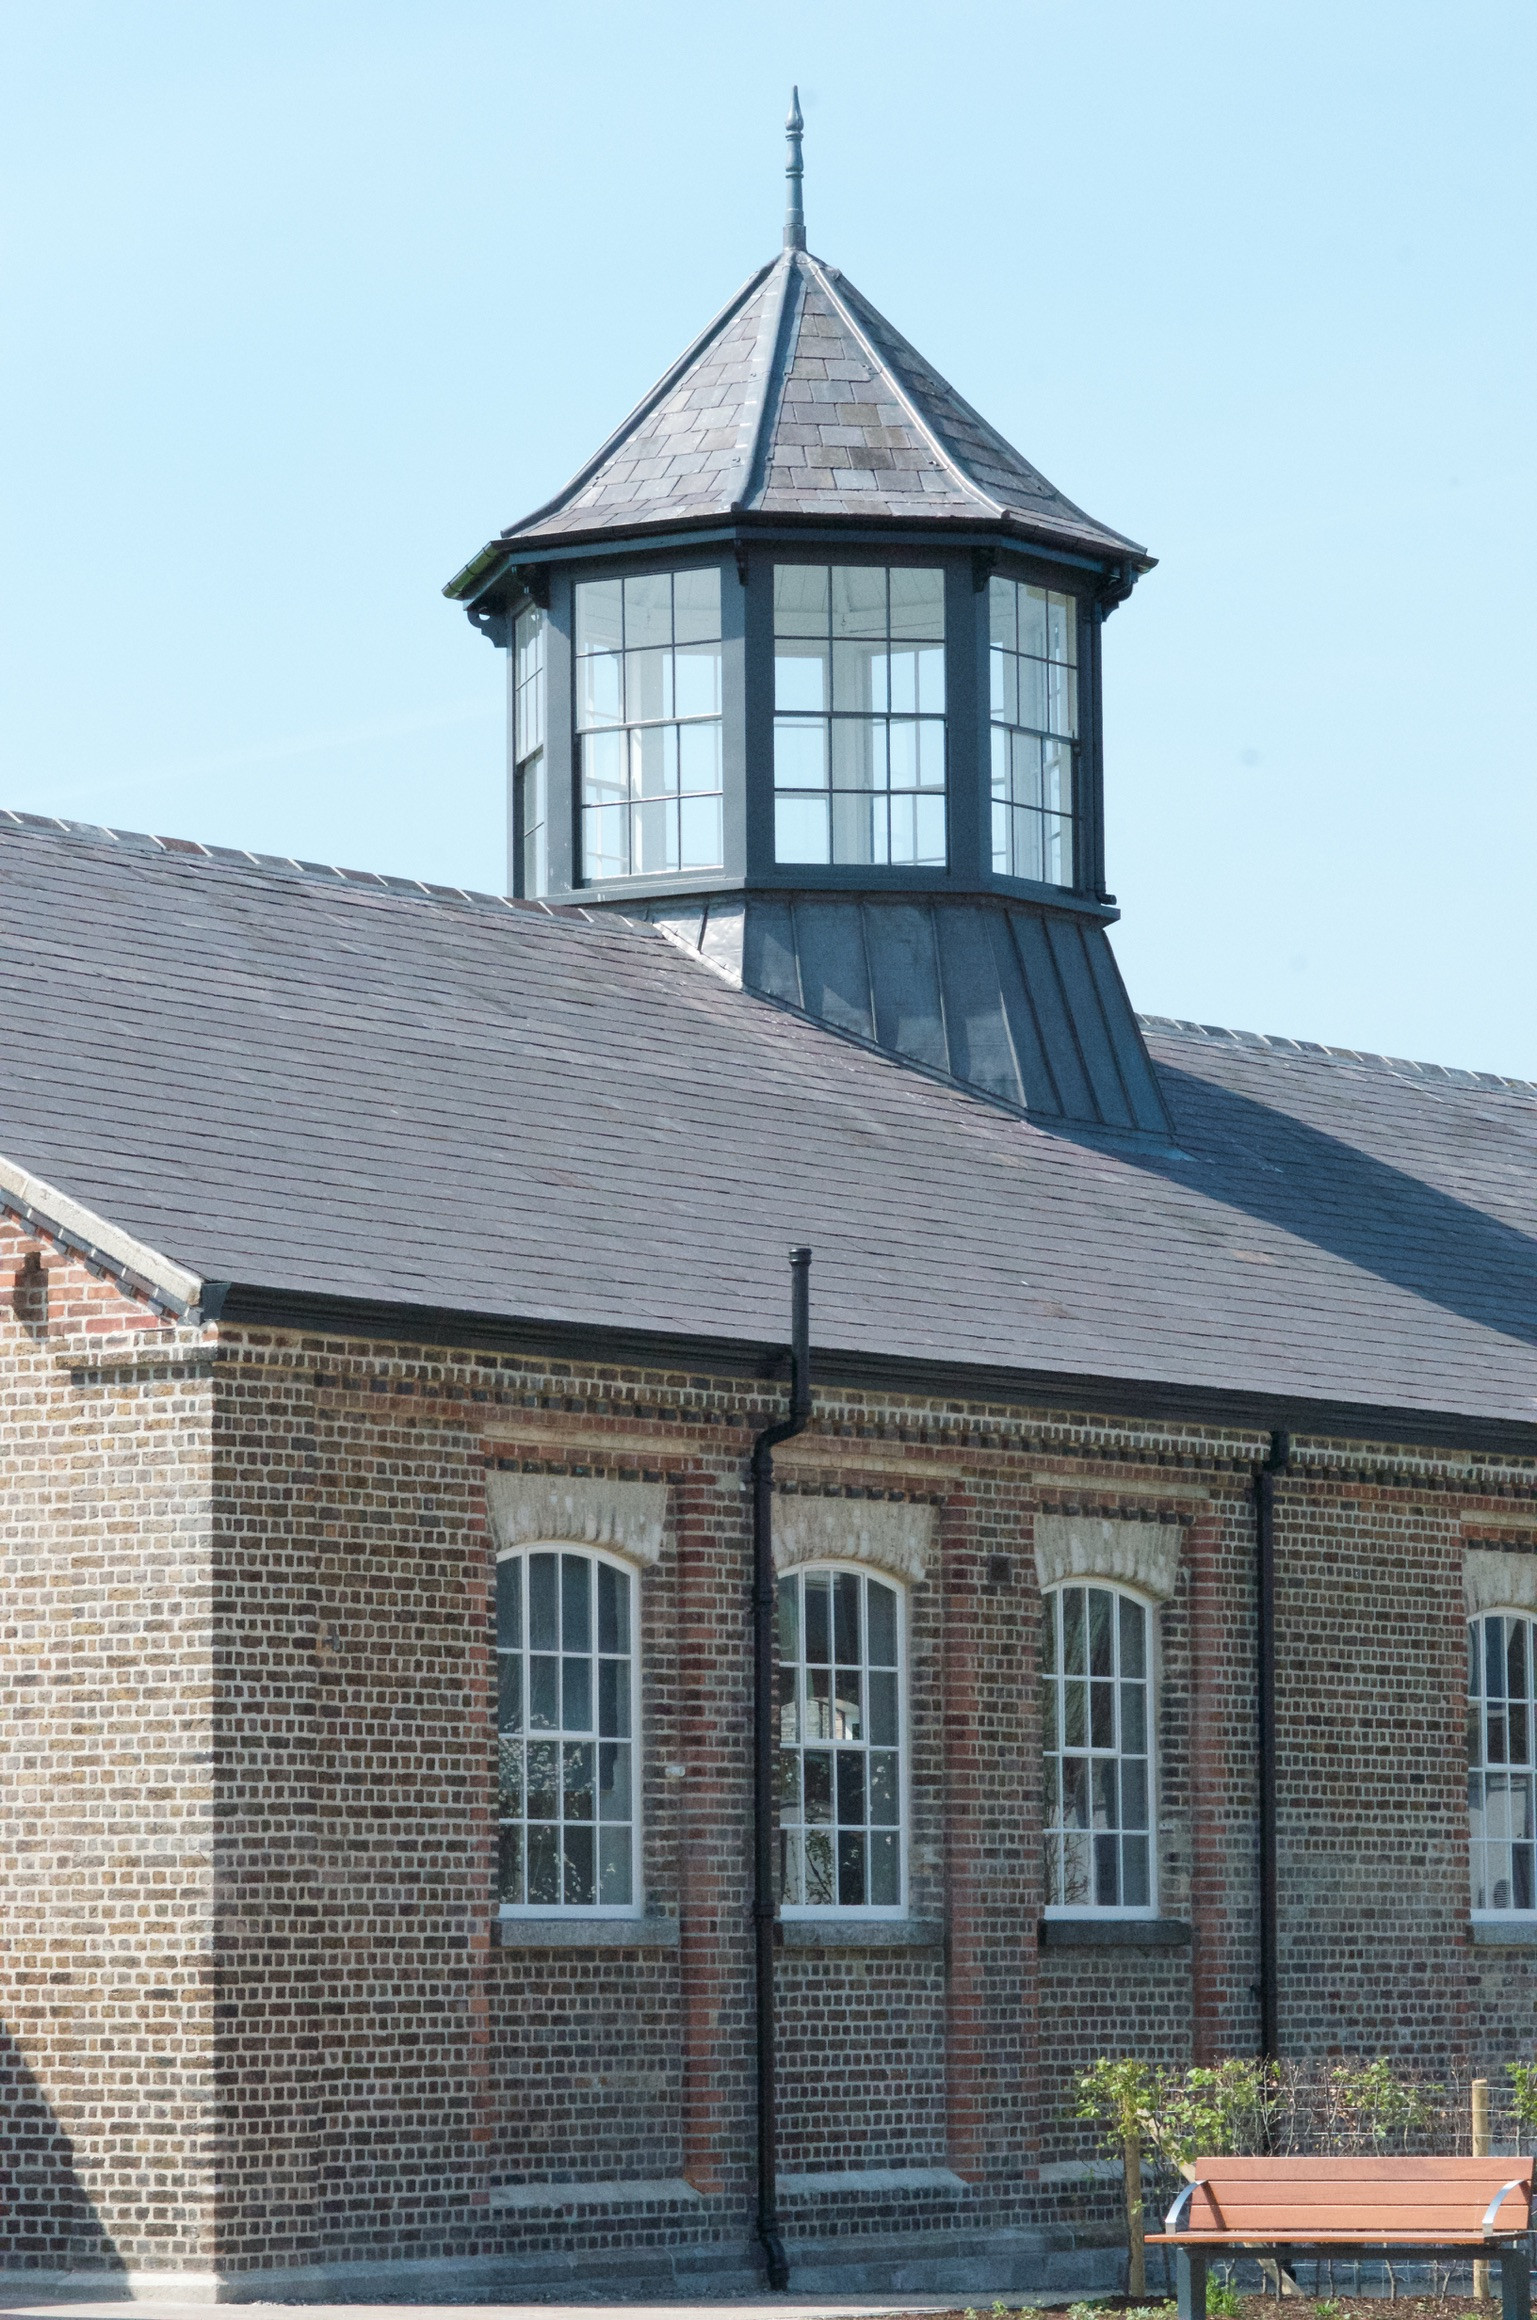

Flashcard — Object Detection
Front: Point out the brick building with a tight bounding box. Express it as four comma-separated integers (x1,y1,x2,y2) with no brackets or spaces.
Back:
0,104,1535,2301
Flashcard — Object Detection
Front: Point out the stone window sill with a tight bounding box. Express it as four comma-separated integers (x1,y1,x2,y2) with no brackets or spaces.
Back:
777,1917,945,1951
497,1914,680,1950
1039,1917,1191,1950
1472,1919,1537,1949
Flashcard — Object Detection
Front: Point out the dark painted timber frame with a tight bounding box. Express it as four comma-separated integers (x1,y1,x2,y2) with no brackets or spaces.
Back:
480,520,1130,919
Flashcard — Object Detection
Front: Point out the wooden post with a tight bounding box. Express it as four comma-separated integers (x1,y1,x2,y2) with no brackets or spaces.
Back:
1124,2126,1147,2297
1474,2078,1492,2301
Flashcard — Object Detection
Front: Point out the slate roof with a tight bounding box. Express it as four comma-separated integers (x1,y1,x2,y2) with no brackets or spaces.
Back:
445,248,1146,594
1,812,1534,1443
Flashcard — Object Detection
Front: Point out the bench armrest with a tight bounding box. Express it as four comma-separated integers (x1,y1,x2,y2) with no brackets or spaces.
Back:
1482,2180,1530,2239
1165,2179,1205,2233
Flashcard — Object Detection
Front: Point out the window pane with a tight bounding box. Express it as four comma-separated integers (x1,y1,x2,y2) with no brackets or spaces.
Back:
598,1742,631,1822
774,563,828,636
869,1751,899,1824
498,1656,522,1734
988,575,1016,650
498,1734,523,1812
831,565,886,638
805,1829,835,1904
775,716,829,789
831,713,884,793
675,642,722,720
561,1554,591,1651
833,639,886,714
776,794,830,864
527,1825,559,1905
497,1557,521,1651
623,571,672,648
562,1825,596,1906
867,1668,898,1747
888,567,945,640
673,564,721,643
804,1577,831,1663
497,1824,524,1907
867,1583,897,1667
574,577,623,655
1119,1596,1146,1678
526,1739,558,1818
598,1826,633,1906
1063,1590,1086,1675
598,1656,630,1737
836,1750,866,1827
598,1563,628,1655
528,1554,559,1651
777,1575,799,1658
1088,1591,1113,1676
529,1656,559,1731
679,793,722,870
803,1750,832,1822
626,645,672,725
562,1742,595,1820
578,652,624,733
1122,1835,1150,1908
1488,1618,1507,1699
869,1830,899,1905
832,788,881,867
776,642,829,712
1019,586,1048,658
562,1656,592,1732
837,1831,867,1907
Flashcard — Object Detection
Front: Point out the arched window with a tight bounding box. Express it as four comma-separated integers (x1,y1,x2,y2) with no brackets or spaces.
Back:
1043,1582,1154,1916
1469,1610,1537,1916
496,1547,639,1916
776,1564,905,1914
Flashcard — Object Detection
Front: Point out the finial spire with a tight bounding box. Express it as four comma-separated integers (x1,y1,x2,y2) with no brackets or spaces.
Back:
783,87,806,251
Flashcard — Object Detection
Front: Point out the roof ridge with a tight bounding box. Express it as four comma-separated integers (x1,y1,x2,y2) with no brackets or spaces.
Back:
1140,1013,1537,1100
0,809,663,938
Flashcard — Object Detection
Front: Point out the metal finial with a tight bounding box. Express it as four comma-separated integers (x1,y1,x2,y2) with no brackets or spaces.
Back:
783,87,806,251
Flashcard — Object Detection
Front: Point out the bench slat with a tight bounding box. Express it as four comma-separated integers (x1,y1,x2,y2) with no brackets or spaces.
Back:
1150,2233,1523,2247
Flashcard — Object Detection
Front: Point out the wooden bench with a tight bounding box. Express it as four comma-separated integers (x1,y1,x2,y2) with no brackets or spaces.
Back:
1147,2155,1534,2320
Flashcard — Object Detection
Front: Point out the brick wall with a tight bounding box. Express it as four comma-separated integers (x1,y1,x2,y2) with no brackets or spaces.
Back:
2,1279,1536,2282
0,1221,216,2276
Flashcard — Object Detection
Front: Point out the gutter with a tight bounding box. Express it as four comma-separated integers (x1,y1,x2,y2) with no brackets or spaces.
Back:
749,1245,811,2292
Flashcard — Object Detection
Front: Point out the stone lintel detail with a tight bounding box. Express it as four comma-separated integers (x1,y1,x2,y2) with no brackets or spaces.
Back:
1464,1543,1537,1618
1033,1513,1181,1604
485,1473,667,1568
773,1494,935,1585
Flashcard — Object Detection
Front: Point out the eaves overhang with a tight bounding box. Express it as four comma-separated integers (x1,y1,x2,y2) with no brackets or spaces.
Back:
204,1281,1537,1467
444,509,1155,613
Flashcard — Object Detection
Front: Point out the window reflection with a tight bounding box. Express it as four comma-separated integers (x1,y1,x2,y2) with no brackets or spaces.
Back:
989,576,1077,888
773,565,946,867
1043,1585,1152,1912
776,1566,903,1910
497,1549,637,1912
575,569,723,881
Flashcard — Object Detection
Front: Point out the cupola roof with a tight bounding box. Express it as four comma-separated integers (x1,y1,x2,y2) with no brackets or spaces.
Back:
447,98,1148,600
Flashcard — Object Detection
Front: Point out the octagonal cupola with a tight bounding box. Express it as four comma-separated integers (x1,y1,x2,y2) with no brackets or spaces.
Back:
446,97,1169,1141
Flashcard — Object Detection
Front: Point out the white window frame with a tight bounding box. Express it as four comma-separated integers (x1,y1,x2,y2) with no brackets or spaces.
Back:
1042,1579,1158,1921
496,1542,643,1921
1468,1606,1537,1923
776,1559,908,1921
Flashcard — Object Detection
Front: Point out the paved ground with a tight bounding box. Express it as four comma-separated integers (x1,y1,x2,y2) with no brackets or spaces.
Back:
0,2304,1024,2319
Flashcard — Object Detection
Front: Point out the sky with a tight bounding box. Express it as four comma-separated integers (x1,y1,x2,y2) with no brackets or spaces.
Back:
3,1,1534,1076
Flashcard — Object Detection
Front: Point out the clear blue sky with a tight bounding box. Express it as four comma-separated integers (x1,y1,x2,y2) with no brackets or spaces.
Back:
4,2,1533,1075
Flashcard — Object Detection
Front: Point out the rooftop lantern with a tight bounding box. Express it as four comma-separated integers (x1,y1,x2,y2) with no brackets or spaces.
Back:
446,96,1168,1140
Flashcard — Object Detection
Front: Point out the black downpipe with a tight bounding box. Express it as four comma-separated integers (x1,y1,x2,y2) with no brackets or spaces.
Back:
1255,1427,1291,2061
751,1246,811,2293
